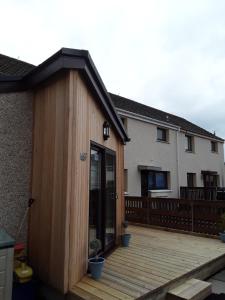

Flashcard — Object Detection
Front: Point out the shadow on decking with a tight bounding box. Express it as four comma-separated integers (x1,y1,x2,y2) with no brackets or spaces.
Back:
69,225,225,300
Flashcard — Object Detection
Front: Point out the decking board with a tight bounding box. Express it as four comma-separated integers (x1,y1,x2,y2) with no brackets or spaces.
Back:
70,225,225,300
82,277,133,300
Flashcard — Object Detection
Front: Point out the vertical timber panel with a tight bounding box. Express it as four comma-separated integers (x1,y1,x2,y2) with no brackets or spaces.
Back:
29,70,125,292
48,75,70,291
29,73,70,293
68,71,90,288
68,71,125,287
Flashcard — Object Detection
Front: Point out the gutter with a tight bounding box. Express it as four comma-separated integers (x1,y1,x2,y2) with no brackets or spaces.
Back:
117,108,224,143
180,129,224,143
117,108,180,131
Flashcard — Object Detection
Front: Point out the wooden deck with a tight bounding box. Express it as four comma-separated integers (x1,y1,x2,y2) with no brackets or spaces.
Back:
69,225,225,300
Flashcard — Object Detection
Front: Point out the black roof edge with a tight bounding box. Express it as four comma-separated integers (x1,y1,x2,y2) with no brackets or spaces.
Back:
0,75,23,92
0,75,23,81
0,48,129,143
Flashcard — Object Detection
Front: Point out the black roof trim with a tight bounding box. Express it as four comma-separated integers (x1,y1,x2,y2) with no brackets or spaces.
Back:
110,93,224,142
0,75,23,92
0,48,129,143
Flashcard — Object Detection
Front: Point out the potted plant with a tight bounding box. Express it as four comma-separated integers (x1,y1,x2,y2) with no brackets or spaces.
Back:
218,213,225,242
121,221,131,247
88,239,105,280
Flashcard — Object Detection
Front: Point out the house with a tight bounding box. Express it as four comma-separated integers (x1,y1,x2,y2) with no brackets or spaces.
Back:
0,49,129,297
110,93,225,198
2,49,225,300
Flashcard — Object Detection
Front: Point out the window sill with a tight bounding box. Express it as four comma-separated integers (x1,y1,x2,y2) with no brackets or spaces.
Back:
185,150,194,153
211,151,218,154
149,189,172,193
156,139,170,144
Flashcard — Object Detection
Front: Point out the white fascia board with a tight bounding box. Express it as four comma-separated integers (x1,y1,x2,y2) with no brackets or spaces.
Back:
117,108,224,143
117,108,180,131
180,129,224,143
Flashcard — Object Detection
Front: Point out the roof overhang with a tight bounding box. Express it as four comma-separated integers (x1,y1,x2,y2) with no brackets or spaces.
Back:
0,48,129,143
117,108,180,131
181,129,224,143
117,108,224,143
201,170,218,175
138,165,162,171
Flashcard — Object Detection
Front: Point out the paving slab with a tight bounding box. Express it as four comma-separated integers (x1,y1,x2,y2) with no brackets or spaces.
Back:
208,269,225,295
210,270,225,282
208,279,225,294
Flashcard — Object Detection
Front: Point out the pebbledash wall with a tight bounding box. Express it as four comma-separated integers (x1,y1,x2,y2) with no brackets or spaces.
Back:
0,92,33,243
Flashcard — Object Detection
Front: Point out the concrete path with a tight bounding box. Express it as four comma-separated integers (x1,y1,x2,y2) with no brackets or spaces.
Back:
208,269,225,294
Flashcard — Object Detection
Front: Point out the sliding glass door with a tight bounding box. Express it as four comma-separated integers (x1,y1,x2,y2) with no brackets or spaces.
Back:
89,148,103,256
104,152,116,252
89,144,116,257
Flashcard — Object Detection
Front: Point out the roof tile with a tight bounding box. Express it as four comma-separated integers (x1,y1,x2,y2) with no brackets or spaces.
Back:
0,54,34,77
110,93,223,141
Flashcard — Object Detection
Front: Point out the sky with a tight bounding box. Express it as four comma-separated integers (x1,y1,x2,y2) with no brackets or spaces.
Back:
1,0,225,141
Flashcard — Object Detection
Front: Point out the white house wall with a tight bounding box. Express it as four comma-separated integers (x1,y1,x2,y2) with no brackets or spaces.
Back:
125,117,178,197
179,132,224,187
124,116,224,198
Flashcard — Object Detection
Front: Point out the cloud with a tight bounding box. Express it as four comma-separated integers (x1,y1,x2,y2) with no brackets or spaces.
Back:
0,0,225,144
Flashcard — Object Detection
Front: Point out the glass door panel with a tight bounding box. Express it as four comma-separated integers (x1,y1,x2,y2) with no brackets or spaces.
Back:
89,148,102,256
104,152,116,251
89,145,116,257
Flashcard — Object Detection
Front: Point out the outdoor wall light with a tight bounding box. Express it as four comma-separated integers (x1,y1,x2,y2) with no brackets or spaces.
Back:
103,121,110,140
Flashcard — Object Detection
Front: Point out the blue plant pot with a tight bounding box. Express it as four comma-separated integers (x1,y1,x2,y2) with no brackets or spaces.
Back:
121,233,131,247
219,232,225,243
88,257,105,280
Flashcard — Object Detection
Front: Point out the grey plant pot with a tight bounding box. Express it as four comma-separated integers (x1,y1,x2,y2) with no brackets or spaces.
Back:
88,257,105,280
121,233,131,247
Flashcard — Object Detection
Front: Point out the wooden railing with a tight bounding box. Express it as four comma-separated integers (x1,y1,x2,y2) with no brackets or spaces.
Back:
125,196,225,235
180,186,225,201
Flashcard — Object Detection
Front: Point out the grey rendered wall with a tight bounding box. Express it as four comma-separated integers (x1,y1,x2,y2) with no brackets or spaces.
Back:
179,132,225,187
124,117,178,197
0,92,33,243
124,116,225,197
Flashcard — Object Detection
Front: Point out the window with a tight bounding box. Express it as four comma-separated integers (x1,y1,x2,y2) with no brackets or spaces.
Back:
211,141,218,153
148,171,168,190
185,135,193,152
124,169,128,193
141,170,169,196
187,173,196,187
203,173,218,187
157,127,168,142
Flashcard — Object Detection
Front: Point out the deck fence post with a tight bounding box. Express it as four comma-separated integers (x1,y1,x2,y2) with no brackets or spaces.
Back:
191,201,194,232
147,197,151,225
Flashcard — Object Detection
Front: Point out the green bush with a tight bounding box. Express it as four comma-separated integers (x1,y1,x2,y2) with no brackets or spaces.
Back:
90,239,102,258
